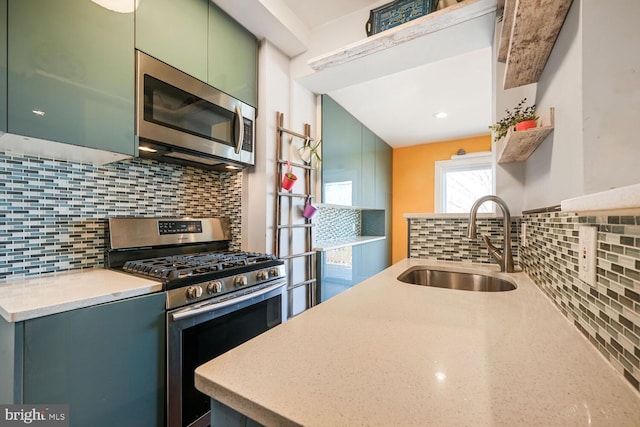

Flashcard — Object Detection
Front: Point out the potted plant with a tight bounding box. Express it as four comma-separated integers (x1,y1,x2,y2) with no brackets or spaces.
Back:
298,138,322,169
489,98,539,142
281,161,297,191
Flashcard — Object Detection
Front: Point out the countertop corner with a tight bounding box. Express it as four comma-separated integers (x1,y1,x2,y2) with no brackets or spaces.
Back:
0,269,162,322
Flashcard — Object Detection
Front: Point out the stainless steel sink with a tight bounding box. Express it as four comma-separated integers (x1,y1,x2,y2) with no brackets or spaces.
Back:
397,267,516,292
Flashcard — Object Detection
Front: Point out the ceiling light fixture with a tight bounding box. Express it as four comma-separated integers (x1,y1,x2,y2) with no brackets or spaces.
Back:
434,112,448,119
138,146,157,153
32,109,46,116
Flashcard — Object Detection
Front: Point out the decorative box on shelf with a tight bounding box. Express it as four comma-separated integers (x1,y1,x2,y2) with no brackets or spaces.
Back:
366,0,440,36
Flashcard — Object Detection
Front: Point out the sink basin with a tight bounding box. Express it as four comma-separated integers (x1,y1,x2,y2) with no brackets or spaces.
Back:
397,267,516,292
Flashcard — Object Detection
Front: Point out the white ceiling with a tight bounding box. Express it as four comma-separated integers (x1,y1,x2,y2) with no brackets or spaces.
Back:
222,0,496,148
281,0,384,30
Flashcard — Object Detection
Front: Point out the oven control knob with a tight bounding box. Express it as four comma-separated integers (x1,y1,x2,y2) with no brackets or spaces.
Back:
256,270,268,281
234,275,248,288
186,285,203,300
207,281,222,294
269,267,280,278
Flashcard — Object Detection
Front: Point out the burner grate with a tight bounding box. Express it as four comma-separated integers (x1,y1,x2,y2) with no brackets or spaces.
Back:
122,251,277,281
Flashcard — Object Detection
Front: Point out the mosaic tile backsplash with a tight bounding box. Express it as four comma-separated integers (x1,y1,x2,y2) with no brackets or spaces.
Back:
407,216,520,265
0,152,242,279
406,211,640,393
520,211,640,393
315,207,360,241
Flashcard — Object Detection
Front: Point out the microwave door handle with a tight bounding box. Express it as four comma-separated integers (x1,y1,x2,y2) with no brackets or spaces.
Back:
233,105,244,154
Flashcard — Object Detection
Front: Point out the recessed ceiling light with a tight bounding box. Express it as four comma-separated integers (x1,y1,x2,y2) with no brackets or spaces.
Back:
434,112,448,119
138,146,157,153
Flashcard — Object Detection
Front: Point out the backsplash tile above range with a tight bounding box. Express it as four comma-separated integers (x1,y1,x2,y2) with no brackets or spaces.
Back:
0,153,242,280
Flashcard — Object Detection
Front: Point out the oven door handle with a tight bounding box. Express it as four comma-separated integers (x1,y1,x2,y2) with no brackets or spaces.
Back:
170,280,286,322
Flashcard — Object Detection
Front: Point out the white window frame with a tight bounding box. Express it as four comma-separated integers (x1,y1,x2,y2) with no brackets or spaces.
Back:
434,152,495,213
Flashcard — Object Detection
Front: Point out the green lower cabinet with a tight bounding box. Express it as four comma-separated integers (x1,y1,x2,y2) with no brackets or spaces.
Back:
8,0,135,155
135,0,208,82
358,240,389,280
6,293,166,427
317,240,390,303
208,3,258,107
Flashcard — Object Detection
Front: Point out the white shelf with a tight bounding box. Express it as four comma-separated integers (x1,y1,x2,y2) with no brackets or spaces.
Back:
308,0,497,72
314,236,386,252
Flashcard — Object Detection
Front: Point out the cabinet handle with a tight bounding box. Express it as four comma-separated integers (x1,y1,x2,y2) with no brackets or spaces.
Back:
234,105,244,155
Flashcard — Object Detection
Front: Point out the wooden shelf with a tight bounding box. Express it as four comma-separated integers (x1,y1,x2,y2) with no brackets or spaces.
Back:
499,0,573,89
497,107,554,164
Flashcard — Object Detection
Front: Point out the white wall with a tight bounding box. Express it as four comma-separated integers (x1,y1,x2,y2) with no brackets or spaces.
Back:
243,40,318,315
581,0,640,194
491,20,532,214
243,40,317,250
522,0,583,210
514,0,640,210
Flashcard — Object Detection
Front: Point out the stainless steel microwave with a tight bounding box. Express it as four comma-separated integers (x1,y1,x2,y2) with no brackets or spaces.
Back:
135,51,255,171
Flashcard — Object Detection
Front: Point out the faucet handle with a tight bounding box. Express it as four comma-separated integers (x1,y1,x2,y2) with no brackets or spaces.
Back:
481,234,502,257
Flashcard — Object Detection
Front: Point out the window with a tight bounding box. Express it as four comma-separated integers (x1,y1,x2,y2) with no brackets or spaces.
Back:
434,152,494,213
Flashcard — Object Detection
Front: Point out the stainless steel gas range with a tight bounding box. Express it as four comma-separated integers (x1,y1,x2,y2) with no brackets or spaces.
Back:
106,217,287,427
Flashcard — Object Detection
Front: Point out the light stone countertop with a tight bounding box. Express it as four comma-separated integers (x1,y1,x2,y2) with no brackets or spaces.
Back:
561,183,640,212
195,258,640,427
0,269,162,322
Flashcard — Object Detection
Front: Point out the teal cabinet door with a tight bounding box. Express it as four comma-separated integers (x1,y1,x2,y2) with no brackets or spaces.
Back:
375,136,392,210
208,3,258,107
361,127,376,208
8,0,135,155
22,293,166,427
0,0,6,132
321,96,361,206
135,0,208,82
358,240,388,280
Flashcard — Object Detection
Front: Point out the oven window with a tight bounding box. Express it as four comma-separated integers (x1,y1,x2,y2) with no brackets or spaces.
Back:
181,296,282,426
144,75,235,147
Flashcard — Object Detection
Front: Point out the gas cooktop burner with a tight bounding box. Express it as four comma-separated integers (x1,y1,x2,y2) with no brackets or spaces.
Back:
106,217,287,310
122,251,278,281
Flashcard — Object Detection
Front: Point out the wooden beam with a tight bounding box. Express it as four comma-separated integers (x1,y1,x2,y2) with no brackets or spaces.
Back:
503,0,573,89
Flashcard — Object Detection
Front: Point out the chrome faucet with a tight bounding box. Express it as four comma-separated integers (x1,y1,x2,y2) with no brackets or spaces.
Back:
467,195,515,273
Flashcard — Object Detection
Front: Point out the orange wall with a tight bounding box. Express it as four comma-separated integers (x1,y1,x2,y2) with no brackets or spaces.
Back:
391,135,491,263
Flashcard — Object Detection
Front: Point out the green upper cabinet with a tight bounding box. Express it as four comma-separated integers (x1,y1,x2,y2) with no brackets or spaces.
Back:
7,0,135,155
0,0,7,133
208,3,258,107
322,96,362,206
375,136,392,210
135,0,208,82
322,95,392,209
136,0,257,107
360,127,376,208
